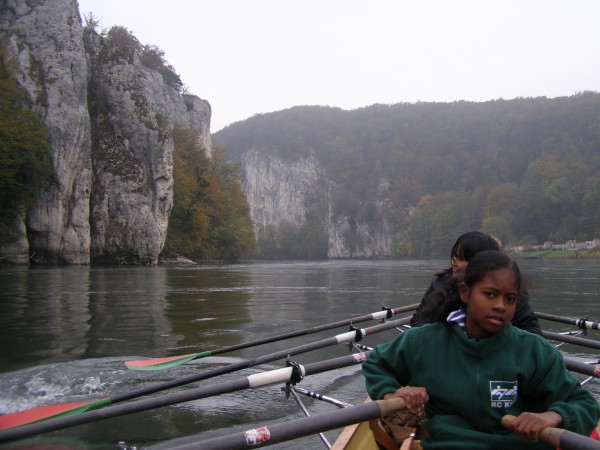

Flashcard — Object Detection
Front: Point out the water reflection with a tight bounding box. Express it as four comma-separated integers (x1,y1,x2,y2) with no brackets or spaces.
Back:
165,265,251,352
0,266,91,371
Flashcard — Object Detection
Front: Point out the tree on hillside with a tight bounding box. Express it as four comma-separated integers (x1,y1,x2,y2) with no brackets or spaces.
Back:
163,125,254,260
0,51,52,244
214,94,600,255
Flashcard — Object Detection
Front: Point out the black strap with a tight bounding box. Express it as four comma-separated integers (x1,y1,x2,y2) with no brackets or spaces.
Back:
576,316,588,330
382,306,393,319
286,358,304,385
349,325,363,342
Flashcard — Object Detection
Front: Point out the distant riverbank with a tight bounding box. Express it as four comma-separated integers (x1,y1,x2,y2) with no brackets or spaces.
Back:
511,248,600,260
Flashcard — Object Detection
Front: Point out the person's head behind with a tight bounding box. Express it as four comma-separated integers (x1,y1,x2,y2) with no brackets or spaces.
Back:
450,232,502,274
459,250,522,338
462,249,521,291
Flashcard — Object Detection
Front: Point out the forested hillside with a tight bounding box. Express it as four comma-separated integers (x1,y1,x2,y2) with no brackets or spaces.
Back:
214,93,600,257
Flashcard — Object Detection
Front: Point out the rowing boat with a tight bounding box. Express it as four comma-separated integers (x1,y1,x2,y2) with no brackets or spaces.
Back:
330,398,423,450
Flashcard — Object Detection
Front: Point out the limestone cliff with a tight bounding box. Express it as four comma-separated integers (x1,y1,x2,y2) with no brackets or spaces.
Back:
0,0,211,265
242,149,326,228
1,0,91,264
84,27,210,265
240,149,397,258
327,178,396,258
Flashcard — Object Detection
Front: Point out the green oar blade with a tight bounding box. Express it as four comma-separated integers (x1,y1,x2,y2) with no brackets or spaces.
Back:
0,398,111,431
125,351,211,371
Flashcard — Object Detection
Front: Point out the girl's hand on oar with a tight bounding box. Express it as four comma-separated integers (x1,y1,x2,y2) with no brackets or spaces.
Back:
507,411,562,442
502,414,600,450
383,386,428,410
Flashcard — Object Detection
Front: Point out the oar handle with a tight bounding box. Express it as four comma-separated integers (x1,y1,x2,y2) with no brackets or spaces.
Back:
501,415,562,447
542,330,600,351
502,415,600,450
535,312,600,331
375,397,407,416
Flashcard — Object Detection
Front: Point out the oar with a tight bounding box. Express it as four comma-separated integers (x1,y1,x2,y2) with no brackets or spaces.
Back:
563,357,600,379
164,397,408,450
126,304,418,370
0,315,410,436
536,312,600,331
502,415,600,450
543,330,600,351
0,351,371,444
291,386,353,409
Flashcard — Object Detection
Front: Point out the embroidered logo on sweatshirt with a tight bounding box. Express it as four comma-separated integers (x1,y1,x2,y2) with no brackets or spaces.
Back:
489,381,518,408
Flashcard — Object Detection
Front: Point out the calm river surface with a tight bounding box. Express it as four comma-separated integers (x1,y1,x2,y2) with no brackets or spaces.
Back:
0,259,599,449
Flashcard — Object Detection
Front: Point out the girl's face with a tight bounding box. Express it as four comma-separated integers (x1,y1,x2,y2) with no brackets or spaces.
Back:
451,251,468,274
459,268,518,339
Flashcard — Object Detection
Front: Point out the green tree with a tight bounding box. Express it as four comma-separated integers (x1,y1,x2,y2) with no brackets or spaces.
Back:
202,147,255,259
163,126,253,260
214,94,600,255
581,175,600,237
140,45,183,92
0,51,52,244
162,125,210,256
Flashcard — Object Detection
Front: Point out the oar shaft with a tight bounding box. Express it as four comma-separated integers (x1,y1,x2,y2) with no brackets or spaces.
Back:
118,317,410,403
543,331,600,351
291,387,353,408
114,321,383,403
0,315,411,439
170,398,407,450
0,352,370,443
563,356,600,379
209,304,416,358
536,312,600,331
126,304,419,369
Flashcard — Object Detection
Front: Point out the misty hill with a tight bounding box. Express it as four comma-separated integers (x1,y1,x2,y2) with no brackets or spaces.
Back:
214,93,600,258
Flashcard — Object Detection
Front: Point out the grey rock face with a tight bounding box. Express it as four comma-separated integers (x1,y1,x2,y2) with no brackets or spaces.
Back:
1,0,92,264
241,149,326,228
86,29,211,265
240,149,396,258
0,0,211,265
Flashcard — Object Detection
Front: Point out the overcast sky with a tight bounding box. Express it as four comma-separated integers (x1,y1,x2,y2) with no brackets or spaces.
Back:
77,0,600,133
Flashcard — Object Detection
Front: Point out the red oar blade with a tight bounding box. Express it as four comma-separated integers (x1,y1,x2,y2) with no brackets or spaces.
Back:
125,351,211,371
0,398,110,431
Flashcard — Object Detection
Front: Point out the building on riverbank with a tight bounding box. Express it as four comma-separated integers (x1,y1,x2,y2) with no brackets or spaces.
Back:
507,238,600,254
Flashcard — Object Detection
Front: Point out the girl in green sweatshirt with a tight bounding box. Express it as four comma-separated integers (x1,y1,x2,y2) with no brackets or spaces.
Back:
363,250,600,449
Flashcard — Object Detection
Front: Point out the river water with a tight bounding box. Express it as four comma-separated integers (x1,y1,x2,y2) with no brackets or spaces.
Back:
0,259,598,449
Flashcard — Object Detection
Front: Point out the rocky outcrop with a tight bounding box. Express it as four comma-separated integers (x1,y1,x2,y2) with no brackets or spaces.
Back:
241,149,327,229
0,0,211,265
240,149,397,258
327,178,396,258
1,0,92,264
85,32,210,265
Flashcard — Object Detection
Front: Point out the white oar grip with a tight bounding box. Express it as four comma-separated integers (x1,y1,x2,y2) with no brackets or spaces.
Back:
372,310,389,320
247,366,306,389
336,330,361,344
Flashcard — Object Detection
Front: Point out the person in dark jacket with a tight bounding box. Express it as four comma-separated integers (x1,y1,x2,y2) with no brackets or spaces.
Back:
410,231,541,335
364,251,600,449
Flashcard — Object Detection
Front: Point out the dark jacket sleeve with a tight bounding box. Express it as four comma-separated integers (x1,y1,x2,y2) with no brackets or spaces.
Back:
410,280,436,327
511,288,542,335
410,271,452,328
